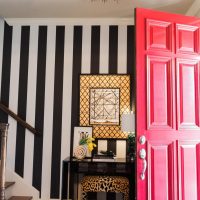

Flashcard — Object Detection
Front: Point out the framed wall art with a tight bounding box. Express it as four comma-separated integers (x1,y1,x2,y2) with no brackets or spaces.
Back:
73,126,93,157
79,74,131,139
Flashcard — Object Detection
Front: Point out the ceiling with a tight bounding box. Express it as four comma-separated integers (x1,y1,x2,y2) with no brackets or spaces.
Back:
0,0,197,19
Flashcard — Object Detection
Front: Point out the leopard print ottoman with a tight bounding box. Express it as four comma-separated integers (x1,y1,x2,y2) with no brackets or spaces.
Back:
80,176,129,200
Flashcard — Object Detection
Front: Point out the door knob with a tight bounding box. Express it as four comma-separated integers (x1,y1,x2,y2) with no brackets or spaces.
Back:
139,135,146,145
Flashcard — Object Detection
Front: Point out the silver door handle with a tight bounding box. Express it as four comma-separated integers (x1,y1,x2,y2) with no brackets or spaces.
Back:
139,148,147,180
139,148,146,159
140,159,147,180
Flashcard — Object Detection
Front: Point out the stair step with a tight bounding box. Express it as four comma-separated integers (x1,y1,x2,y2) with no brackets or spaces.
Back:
8,196,32,200
5,181,15,189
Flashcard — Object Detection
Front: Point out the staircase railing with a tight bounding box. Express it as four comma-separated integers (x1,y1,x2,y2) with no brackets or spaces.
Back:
0,123,9,200
0,102,38,200
0,103,38,135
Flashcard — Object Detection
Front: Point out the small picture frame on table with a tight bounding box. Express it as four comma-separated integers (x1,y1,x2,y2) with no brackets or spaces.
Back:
73,126,93,158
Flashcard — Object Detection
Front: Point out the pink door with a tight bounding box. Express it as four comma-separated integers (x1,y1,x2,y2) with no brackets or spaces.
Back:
136,8,200,200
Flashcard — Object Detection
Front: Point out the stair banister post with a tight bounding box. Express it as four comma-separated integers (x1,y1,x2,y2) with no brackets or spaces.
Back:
0,123,9,200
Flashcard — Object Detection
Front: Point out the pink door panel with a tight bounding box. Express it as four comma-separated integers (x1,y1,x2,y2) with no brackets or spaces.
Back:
178,141,200,200
176,58,200,130
147,141,176,200
146,55,174,130
146,19,173,52
176,24,200,54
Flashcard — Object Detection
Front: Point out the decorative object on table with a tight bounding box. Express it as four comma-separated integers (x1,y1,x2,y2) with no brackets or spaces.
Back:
74,132,96,159
79,74,131,139
127,132,135,160
121,111,136,161
79,131,96,153
93,150,115,158
92,150,116,162
99,150,115,157
74,145,88,160
73,126,94,158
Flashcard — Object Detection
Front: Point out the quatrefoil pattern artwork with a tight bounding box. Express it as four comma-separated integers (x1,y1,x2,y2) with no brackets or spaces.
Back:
80,75,131,139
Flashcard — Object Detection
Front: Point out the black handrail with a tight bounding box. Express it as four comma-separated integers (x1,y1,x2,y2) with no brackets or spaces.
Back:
0,103,38,135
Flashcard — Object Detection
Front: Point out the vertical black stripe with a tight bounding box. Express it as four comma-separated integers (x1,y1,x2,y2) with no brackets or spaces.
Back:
126,140,129,159
70,26,83,156
91,26,100,74
15,26,30,177
109,26,118,74
50,26,65,198
127,26,135,111
32,26,47,193
69,26,82,199
88,192,98,199
107,192,116,200
0,22,12,123
107,139,116,156
92,139,98,156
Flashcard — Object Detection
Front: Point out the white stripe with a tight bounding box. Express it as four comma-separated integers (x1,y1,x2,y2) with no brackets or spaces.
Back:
97,140,107,152
81,25,91,73
117,26,128,159
116,140,126,158
99,25,109,74
41,25,56,199
60,25,74,197
7,25,21,171
97,192,106,200
24,25,39,185
0,19,4,95
116,193,123,199
118,25,127,74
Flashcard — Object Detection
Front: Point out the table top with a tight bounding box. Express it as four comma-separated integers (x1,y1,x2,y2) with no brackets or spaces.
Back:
63,157,135,164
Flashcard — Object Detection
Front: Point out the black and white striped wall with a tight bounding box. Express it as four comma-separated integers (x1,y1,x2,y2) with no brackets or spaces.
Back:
0,18,134,199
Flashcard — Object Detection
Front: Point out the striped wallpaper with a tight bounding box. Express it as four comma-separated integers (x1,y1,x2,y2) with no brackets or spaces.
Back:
0,19,134,199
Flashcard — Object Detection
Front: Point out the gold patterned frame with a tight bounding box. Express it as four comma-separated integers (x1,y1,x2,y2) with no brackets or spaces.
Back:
80,74,131,139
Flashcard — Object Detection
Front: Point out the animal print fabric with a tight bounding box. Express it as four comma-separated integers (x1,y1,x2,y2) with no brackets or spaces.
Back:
81,176,129,200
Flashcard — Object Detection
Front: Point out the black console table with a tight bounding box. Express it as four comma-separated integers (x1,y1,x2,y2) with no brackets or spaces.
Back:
61,157,135,199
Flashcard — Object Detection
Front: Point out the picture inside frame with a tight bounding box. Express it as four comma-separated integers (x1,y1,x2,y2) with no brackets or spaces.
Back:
89,88,120,125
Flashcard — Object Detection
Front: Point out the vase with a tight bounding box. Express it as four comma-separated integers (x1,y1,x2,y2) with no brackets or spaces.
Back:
74,145,87,160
